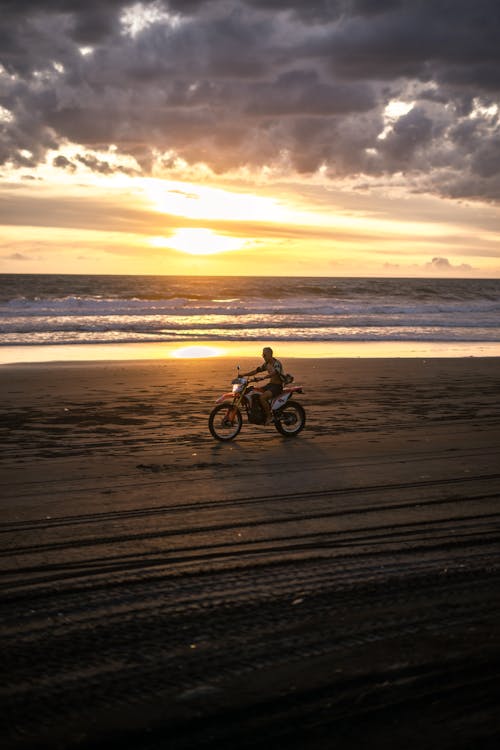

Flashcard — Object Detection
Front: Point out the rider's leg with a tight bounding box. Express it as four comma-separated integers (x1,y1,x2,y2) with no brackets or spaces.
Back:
259,390,272,422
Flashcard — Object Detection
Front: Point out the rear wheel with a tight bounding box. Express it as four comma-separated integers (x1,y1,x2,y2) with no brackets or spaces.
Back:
274,400,305,437
209,403,243,441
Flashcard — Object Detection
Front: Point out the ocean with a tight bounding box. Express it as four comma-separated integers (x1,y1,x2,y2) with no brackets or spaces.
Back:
1,274,500,349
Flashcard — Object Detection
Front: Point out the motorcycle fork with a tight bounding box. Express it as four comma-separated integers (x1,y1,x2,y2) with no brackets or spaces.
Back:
226,395,241,423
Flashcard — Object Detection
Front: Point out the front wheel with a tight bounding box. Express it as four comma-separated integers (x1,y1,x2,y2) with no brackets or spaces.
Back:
209,402,243,441
274,400,306,437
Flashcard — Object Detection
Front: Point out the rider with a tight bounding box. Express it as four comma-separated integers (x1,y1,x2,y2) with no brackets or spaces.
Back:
242,347,284,424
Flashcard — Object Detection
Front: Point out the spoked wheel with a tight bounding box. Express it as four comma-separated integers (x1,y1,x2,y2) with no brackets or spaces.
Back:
208,403,243,441
274,400,306,437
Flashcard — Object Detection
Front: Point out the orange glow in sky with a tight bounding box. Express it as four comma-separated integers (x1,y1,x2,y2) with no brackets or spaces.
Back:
1,165,499,277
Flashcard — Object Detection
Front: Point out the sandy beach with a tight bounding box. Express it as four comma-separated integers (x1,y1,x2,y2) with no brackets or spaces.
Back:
1,356,500,749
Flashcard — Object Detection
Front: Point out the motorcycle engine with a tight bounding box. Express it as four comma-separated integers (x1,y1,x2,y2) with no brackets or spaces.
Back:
247,395,266,424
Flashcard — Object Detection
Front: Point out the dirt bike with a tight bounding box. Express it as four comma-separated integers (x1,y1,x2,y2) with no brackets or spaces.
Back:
208,366,306,441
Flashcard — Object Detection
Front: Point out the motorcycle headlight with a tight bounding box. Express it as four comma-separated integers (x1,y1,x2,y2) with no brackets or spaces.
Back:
232,383,242,393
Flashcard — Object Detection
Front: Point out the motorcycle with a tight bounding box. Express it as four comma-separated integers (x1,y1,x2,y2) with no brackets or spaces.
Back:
208,366,306,441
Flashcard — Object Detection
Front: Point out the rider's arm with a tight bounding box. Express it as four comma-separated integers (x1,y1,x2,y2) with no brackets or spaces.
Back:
242,364,265,377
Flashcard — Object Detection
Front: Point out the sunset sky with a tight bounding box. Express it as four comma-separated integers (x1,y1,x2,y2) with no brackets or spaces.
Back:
1,0,500,277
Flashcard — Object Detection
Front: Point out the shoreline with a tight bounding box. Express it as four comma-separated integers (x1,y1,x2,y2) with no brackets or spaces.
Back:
2,339,500,365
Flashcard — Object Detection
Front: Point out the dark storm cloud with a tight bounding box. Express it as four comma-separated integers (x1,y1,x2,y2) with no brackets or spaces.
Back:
1,0,500,199
299,0,500,79
0,1,126,47
245,0,402,23
378,107,436,164
245,70,375,116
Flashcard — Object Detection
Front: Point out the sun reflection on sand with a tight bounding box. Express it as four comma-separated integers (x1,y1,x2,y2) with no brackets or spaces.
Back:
2,340,500,366
171,345,223,358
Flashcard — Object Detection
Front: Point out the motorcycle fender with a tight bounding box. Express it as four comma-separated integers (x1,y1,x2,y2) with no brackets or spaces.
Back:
216,392,234,404
272,391,292,410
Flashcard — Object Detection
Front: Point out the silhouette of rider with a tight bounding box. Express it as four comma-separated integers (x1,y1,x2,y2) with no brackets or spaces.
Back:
242,346,284,424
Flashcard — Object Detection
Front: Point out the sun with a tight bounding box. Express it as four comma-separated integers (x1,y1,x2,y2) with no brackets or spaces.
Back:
150,228,248,255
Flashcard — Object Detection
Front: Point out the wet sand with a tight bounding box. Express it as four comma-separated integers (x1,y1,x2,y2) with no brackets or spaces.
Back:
1,357,500,749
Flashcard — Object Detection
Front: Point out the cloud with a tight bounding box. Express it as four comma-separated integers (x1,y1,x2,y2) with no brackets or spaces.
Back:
53,155,76,171
3,252,31,260
425,256,473,272
0,1,499,200
384,256,476,274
